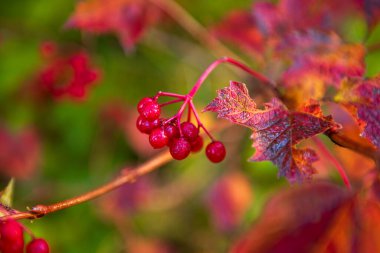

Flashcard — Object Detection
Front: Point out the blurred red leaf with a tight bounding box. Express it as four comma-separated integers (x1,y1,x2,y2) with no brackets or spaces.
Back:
204,81,339,183
212,10,264,56
280,31,365,106
207,171,253,232
66,0,161,50
231,182,357,253
0,127,41,179
232,180,380,253
337,77,380,149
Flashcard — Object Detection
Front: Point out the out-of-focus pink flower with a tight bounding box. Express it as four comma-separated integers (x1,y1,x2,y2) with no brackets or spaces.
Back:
38,51,100,100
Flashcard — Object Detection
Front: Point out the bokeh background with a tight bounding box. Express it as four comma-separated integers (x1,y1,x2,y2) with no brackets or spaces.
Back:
0,0,379,252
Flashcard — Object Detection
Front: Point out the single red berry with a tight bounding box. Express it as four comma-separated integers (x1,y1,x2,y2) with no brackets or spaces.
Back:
137,97,154,114
169,138,191,160
0,237,24,253
190,136,203,152
206,141,226,163
136,116,152,134
0,220,23,243
150,118,163,129
164,124,180,139
149,128,168,149
141,102,161,121
180,122,199,141
0,220,24,253
26,238,50,253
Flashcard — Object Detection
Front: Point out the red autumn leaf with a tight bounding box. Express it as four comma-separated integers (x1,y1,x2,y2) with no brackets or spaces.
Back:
212,10,264,56
337,77,380,149
231,180,380,253
204,81,339,183
281,32,365,87
253,0,358,37
66,0,161,50
279,31,365,106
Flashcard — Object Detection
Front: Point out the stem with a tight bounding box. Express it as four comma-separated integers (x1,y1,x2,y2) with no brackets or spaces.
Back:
0,151,173,221
149,0,244,61
188,57,276,98
312,136,351,189
155,91,187,100
189,100,214,141
326,131,380,164
159,98,184,107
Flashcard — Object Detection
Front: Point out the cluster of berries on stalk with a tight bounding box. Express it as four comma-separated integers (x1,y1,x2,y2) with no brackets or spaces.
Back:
0,219,49,253
136,94,226,163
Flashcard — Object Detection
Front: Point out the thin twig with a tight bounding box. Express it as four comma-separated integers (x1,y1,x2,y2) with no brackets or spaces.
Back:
326,131,380,165
0,151,173,221
149,0,244,62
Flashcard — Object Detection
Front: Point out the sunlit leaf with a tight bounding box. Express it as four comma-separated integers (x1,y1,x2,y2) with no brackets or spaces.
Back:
204,81,339,183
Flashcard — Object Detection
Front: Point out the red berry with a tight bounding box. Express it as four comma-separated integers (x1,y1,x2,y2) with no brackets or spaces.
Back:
0,220,23,243
164,124,180,139
136,116,152,134
169,138,191,160
190,136,203,152
26,238,49,253
0,238,24,253
180,122,199,141
137,97,153,114
141,102,161,121
136,117,163,134
206,141,226,163
149,128,168,149
0,220,24,253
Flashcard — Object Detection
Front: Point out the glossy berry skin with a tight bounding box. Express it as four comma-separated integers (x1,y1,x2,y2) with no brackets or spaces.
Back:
141,102,161,121
149,128,168,149
190,136,203,152
0,220,24,253
26,238,49,253
169,138,191,160
180,122,199,141
137,97,154,114
0,220,23,243
164,124,180,139
136,116,152,134
206,141,226,163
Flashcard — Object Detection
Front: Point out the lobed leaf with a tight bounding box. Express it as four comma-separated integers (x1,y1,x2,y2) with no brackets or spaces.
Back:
337,77,380,149
204,81,338,183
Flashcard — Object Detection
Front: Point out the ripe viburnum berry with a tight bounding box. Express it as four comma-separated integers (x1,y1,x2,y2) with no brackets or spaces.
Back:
164,124,180,139
206,141,226,163
170,138,191,160
149,128,168,148
180,122,199,141
26,238,50,253
0,219,24,253
137,97,154,114
141,102,161,121
190,136,203,152
136,116,152,134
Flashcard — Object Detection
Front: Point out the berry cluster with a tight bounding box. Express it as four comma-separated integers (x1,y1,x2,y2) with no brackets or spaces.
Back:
136,96,226,163
0,219,49,253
